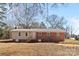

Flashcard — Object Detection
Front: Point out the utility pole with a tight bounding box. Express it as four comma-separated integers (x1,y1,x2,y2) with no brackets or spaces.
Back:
46,3,49,29
70,26,73,38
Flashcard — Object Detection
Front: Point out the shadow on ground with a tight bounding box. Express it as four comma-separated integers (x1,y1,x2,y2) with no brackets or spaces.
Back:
0,39,58,43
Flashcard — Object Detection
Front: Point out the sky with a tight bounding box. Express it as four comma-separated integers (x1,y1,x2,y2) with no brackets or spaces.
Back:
49,3,79,35
6,3,79,35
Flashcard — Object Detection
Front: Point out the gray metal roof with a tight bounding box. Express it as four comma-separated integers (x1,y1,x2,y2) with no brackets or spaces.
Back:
11,29,65,32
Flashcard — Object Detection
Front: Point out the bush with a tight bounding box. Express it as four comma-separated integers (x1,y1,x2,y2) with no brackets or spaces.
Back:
0,26,11,39
75,36,79,40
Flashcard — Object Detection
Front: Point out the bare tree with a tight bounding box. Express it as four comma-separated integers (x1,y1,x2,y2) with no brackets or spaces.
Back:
29,21,40,29
41,3,67,29
46,14,66,29
65,25,71,39
40,22,46,28
7,3,68,29
8,3,45,29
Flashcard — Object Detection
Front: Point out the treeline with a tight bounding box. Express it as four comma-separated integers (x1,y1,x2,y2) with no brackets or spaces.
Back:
0,3,72,39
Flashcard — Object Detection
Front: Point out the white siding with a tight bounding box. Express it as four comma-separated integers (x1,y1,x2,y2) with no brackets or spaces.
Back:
32,32,36,39
11,31,36,40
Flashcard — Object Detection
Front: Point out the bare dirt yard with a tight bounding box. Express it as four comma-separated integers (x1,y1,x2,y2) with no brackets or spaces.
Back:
0,39,79,56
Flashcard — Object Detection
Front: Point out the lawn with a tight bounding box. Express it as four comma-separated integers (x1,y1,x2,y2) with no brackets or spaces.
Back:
60,39,79,44
0,39,79,56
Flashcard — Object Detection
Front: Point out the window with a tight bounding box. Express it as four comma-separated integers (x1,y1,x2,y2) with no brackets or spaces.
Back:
26,32,27,36
19,32,21,36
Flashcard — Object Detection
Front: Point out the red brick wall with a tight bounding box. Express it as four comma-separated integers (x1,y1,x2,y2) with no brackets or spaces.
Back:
41,32,48,41
36,32,65,42
60,32,65,41
51,32,65,42
36,32,42,39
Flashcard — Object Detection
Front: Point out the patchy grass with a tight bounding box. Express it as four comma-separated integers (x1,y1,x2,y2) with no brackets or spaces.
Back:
0,39,79,56
0,43,79,56
60,39,79,45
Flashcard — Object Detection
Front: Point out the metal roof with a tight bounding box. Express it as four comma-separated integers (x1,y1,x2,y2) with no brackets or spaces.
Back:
11,29,65,32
